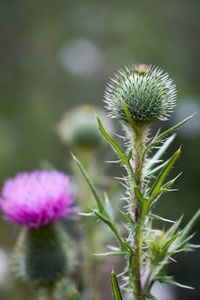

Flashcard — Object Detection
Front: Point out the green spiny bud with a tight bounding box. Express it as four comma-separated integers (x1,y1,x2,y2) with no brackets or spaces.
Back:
13,224,72,287
57,105,113,150
104,64,177,124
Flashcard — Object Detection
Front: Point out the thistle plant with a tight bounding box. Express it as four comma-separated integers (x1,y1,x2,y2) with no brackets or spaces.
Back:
0,170,77,299
73,64,200,300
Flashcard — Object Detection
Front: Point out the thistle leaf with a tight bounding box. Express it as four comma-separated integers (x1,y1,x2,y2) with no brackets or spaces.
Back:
165,217,182,240
96,116,126,160
72,154,104,213
94,250,128,256
149,213,175,224
176,209,200,247
146,160,168,177
96,116,136,180
127,150,133,161
145,134,176,171
157,276,194,290
155,114,195,142
121,100,139,134
134,186,144,203
149,148,181,200
111,270,123,300
146,114,194,152
150,212,200,286
162,233,180,252
121,212,135,226
93,210,125,248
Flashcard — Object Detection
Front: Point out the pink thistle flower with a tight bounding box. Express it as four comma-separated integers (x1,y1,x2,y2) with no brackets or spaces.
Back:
0,170,76,228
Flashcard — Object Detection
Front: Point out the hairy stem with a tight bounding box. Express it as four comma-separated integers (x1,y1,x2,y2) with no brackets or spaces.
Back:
129,124,148,300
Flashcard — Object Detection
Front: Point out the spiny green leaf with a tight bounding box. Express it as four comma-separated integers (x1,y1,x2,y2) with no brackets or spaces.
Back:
127,150,132,161
165,217,182,240
72,154,104,213
177,209,200,245
134,186,144,203
146,160,168,177
121,100,139,135
145,134,176,171
146,114,194,151
156,276,194,290
149,213,199,287
96,116,126,160
155,114,195,142
94,250,128,256
161,180,175,192
161,172,182,192
171,233,196,253
162,233,180,252
149,213,175,224
149,148,181,200
93,210,125,248
96,115,136,180
121,212,135,226
111,270,123,300
119,211,137,238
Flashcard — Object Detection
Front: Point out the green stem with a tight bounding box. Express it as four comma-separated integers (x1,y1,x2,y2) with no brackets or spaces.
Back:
133,227,142,300
129,124,148,300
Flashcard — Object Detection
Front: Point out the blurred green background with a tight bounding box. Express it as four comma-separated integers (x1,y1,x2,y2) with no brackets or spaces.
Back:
0,0,200,299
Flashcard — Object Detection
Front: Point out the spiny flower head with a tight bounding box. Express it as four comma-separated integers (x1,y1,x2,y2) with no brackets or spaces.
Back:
0,170,76,228
104,64,177,124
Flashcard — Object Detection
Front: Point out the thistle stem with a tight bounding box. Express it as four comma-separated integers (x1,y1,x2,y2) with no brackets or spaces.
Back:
133,228,142,300
130,125,148,300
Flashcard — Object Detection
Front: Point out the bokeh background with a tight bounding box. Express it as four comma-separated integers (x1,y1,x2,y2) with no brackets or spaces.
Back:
0,0,200,299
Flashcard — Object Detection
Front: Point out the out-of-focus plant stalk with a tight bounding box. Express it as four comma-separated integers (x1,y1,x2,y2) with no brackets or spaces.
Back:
84,221,99,300
72,153,100,300
82,170,99,300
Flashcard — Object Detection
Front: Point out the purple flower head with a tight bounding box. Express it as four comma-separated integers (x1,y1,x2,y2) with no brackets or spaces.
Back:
0,170,76,228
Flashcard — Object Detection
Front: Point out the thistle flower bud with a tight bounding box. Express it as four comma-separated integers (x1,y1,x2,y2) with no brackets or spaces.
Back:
104,64,177,125
20,224,68,284
57,105,113,150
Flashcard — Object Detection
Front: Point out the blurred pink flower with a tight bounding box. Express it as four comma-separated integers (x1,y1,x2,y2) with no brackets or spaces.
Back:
0,170,76,228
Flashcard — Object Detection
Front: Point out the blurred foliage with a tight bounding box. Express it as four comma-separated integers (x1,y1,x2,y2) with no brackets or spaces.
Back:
0,0,200,299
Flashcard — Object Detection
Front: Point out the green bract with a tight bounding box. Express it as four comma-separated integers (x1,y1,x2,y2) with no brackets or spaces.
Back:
104,64,177,124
